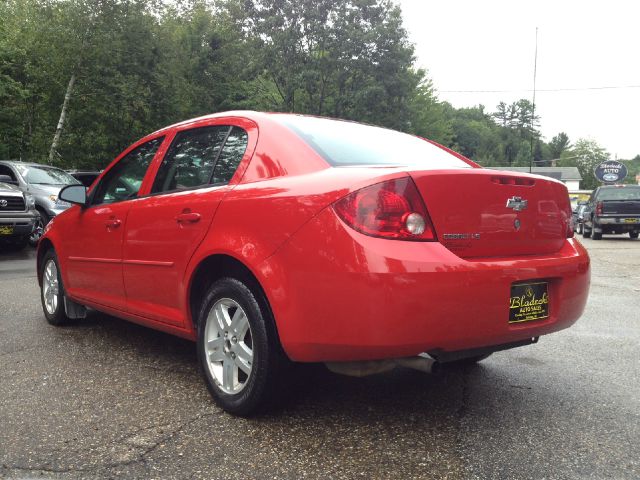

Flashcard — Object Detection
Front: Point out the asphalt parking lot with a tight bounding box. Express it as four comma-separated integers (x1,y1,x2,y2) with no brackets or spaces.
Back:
1,237,639,479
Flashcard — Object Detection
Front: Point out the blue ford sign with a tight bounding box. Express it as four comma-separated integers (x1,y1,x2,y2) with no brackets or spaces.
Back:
594,160,627,184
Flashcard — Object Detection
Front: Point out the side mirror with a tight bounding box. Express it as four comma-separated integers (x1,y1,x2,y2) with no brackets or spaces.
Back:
59,184,88,207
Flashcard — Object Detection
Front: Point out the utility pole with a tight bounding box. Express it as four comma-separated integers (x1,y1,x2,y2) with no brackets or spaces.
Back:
529,27,538,173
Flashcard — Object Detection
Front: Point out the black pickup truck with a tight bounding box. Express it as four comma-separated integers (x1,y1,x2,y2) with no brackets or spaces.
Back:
582,185,640,240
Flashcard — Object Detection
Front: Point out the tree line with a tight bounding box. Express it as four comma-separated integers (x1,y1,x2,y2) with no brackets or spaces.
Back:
1,0,638,189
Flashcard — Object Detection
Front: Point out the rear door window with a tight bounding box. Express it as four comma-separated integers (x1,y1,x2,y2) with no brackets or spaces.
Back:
151,125,249,194
211,127,249,185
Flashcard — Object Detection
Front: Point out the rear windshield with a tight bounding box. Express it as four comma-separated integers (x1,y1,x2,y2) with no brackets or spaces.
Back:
597,187,640,201
277,115,472,169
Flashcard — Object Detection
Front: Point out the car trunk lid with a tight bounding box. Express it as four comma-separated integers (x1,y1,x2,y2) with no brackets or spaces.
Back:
408,169,571,258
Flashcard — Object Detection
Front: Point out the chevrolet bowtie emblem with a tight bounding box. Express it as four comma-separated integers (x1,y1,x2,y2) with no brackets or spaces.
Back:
506,196,528,211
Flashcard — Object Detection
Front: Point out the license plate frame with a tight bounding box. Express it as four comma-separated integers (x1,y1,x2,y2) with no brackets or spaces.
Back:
509,282,549,323
623,218,639,224
0,225,14,235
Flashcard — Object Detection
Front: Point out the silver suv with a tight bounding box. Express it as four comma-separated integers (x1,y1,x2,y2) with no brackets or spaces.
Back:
0,181,39,249
0,161,81,242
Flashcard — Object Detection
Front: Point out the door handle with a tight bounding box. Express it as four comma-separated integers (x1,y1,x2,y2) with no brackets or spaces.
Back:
176,212,201,224
105,218,121,229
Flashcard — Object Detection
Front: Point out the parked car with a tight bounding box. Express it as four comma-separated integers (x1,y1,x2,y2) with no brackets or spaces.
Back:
0,180,40,249
0,161,81,244
37,112,591,415
572,202,588,234
582,185,640,240
66,170,102,187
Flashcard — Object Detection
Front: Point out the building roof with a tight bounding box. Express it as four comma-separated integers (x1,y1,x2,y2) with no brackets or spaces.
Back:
487,166,582,181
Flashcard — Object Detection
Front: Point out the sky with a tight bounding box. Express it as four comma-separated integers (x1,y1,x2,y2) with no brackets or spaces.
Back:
396,0,640,159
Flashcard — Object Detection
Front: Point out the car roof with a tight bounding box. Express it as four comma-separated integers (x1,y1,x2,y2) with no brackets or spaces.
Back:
148,110,359,136
0,160,64,169
149,110,270,136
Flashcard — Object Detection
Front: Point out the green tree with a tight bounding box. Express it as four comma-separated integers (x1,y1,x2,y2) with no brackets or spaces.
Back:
240,0,427,131
559,138,609,189
549,132,571,160
405,75,452,145
622,154,640,184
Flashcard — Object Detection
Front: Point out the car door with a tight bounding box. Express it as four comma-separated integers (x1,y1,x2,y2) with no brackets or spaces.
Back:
123,124,250,326
62,136,164,310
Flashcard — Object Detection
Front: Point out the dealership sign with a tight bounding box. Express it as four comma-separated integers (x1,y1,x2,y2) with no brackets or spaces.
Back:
594,160,627,184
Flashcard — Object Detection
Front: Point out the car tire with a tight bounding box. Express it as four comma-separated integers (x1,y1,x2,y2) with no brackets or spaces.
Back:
197,277,285,416
630,232,639,239
577,223,583,234
40,249,71,326
29,211,49,247
582,226,591,238
592,231,602,240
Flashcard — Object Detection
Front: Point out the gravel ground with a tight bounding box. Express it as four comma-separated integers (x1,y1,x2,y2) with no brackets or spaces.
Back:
0,236,638,479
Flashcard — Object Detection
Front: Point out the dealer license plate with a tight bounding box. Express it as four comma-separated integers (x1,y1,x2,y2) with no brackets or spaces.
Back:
509,282,549,323
0,226,14,235
624,218,639,223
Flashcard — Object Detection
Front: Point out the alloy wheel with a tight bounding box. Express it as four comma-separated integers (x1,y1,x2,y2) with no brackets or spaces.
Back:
29,217,44,245
42,259,59,315
204,298,253,394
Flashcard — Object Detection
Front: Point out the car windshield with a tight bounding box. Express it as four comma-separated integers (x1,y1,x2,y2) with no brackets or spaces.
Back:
276,115,472,169
16,165,80,185
597,187,640,201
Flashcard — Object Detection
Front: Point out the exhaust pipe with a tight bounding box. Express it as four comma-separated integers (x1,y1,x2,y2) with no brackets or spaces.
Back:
325,353,439,378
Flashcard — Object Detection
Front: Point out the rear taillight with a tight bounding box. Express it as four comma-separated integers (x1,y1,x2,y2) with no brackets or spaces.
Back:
333,177,436,241
567,215,574,238
595,201,603,215
565,204,574,238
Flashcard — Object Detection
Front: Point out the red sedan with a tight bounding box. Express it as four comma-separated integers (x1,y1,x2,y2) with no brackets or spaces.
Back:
37,112,590,415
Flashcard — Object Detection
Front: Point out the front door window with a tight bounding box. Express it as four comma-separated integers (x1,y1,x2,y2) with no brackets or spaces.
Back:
92,137,163,205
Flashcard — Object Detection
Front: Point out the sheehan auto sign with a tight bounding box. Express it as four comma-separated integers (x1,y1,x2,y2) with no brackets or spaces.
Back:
594,160,628,184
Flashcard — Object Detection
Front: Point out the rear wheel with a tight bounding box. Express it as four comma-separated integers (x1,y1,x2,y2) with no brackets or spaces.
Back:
577,223,583,234
40,250,71,325
630,232,639,239
197,277,284,416
582,226,591,238
592,231,602,240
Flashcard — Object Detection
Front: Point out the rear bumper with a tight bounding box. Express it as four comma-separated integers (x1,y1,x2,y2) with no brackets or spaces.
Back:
261,208,591,362
594,215,640,232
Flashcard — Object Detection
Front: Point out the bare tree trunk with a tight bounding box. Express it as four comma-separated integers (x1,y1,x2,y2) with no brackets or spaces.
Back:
48,73,76,165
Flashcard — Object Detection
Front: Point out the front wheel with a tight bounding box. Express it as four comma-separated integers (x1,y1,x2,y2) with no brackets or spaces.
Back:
630,232,639,239
197,277,284,416
40,250,71,325
29,211,49,247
